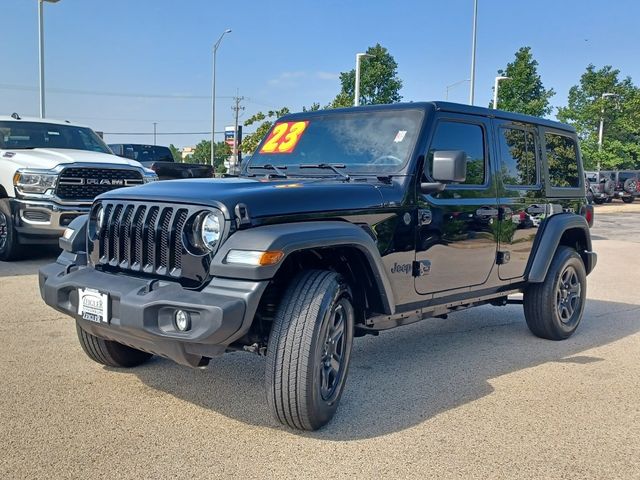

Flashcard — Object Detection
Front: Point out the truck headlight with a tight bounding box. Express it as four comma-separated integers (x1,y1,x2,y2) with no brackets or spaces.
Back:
13,169,58,196
143,169,158,183
189,211,223,253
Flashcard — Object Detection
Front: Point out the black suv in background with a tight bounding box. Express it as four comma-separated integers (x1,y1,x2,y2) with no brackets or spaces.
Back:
109,144,213,180
613,170,639,203
41,102,596,431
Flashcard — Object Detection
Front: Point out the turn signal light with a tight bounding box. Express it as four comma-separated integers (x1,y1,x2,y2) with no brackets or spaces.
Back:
225,250,284,266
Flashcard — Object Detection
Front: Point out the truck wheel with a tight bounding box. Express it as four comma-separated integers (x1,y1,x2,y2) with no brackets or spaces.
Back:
265,270,354,430
622,196,634,204
524,247,586,340
592,198,605,205
76,322,152,367
0,199,22,261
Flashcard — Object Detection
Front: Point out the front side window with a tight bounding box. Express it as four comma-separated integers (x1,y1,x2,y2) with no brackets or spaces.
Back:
427,121,485,185
546,133,580,188
498,127,537,186
0,121,111,154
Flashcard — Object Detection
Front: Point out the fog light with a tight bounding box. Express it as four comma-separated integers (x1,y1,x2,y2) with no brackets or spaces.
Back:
175,310,191,332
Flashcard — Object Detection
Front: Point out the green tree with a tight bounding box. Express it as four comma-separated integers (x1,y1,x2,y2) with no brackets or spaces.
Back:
188,139,230,173
492,46,555,117
168,144,182,162
329,43,403,108
241,107,290,155
557,65,640,170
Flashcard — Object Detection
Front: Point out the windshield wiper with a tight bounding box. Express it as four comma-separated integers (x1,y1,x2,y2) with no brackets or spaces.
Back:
247,164,288,178
299,163,350,181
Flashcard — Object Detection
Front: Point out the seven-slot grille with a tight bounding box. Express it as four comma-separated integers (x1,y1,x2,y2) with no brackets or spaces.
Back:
92,201,192,279
57,167,143,200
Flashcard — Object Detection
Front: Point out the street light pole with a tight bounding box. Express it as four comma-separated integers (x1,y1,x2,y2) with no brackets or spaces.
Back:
38,0,60,118
153,122,157,145
492,76,510,109
446,79,470,101
211,28,232,169
469,0,478,105
597,92,618,172
354,53,372,107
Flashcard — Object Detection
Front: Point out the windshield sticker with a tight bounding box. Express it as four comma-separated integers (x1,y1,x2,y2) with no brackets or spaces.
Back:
394,130,407,143
260,121,309,154
47,131,60,135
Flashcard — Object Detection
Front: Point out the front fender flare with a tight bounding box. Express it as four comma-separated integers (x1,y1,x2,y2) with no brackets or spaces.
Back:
211,221,395,315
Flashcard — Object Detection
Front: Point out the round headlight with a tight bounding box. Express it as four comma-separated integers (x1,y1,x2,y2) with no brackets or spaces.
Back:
194,212,221,252
96,205,105,230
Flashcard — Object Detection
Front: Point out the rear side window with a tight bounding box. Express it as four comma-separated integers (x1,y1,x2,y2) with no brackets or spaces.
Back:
428,121,485,185
498,128,537,186
545,133,579,188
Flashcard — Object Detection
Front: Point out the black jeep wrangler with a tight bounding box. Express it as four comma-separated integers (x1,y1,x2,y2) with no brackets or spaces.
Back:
39,102,597,430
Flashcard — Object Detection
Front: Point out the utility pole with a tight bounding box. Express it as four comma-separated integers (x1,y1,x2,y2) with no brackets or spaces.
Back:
231,94,245,175
469,0,478,105
153,122,157,145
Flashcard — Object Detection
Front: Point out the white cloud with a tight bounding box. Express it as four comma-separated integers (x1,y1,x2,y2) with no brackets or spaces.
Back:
315,71,339,81
268,71,307,86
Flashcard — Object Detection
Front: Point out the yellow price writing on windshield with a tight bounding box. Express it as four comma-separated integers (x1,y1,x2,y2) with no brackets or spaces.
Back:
260,121,309,154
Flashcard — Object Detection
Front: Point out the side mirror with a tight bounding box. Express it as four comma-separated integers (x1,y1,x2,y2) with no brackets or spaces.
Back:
432,150,467,183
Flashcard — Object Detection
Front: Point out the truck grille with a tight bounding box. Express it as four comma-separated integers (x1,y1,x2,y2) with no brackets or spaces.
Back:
89,201,213,289
57,167,143,200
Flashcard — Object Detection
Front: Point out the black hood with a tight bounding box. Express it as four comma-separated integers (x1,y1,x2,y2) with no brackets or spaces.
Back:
99,177,385,219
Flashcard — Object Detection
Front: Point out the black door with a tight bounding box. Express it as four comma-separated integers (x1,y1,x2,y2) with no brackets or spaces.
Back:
492,120,545,280
415,115,498,295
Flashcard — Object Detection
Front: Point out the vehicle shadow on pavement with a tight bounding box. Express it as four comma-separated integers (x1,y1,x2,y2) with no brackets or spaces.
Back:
128,298,640,440
0,247,59,278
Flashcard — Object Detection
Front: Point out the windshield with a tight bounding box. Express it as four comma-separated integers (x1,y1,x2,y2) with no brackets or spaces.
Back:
110,144,173,163
247,109,424,175
0,121,111,153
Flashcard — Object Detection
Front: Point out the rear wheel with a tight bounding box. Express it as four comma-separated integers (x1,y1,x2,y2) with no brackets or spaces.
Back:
76,322,152,368
592,197,605,205
524,247,586,340
0,199,23,261
265,270,354,430
622,196,634,204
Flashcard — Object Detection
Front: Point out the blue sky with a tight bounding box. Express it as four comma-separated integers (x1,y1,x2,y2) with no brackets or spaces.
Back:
2,0,639,148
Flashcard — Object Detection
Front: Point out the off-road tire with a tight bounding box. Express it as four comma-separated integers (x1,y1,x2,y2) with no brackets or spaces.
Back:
76,322,152,367
524,247,586,340
0,199,23,261
265,270,354,431
622,196,634,204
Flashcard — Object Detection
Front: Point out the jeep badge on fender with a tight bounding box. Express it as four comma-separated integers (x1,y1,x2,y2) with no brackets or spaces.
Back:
39,102,596,431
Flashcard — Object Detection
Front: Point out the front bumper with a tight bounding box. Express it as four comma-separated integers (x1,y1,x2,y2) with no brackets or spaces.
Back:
11,198,90,242
39,258,268,367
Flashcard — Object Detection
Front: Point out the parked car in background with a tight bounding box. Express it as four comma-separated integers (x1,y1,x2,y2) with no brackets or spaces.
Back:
109,144,213,180
0,114,157,261
613,170,639,203
585,171,614,204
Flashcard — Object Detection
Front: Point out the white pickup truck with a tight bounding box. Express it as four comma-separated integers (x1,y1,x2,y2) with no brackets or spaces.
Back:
0,114,157,260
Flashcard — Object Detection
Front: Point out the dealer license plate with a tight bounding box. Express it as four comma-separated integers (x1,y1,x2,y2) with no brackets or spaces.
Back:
78,288,109,323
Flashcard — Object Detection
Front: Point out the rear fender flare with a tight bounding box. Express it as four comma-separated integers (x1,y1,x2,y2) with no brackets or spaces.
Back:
527,214,594,282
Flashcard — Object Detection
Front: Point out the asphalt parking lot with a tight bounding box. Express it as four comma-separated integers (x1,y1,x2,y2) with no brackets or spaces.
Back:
1,207,639,479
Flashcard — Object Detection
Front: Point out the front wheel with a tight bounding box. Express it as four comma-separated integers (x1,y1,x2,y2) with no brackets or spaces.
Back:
592,197,605,205
265,270,354,430
622,196,634,204
0,199,23,261
523,247,586,340
76,322,152,368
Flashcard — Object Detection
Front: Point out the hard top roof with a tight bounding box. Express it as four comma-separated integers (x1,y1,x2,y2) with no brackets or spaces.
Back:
283,101,575,133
